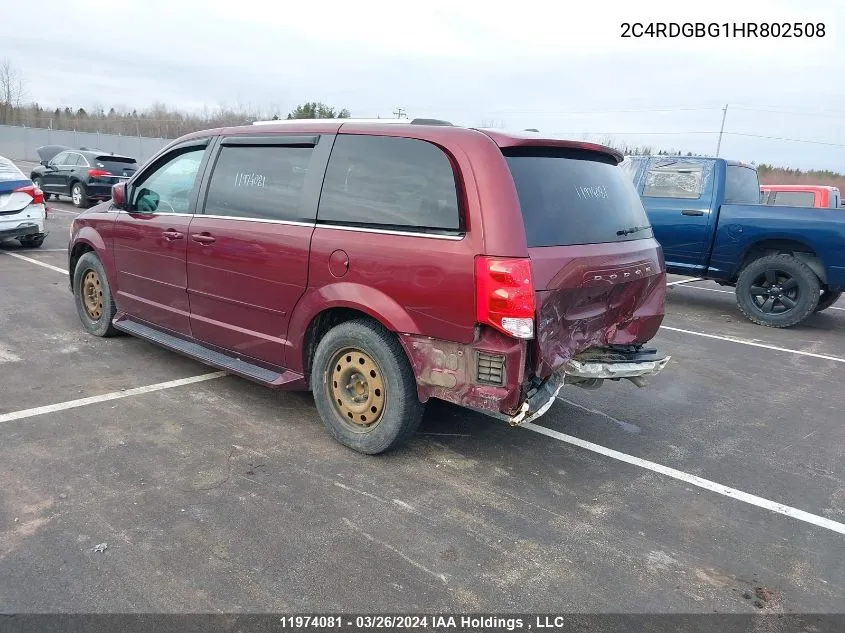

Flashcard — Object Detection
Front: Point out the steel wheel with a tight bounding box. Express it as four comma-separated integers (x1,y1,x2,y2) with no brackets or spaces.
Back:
329,347,386,432
748,268,801,315
72,184,83,206
82,270,104,320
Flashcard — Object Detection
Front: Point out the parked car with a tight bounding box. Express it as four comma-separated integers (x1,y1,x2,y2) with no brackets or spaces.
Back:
623,156,845,327
0,155,47,248
760,185,841,209
30,146,138,209
68,119,669,453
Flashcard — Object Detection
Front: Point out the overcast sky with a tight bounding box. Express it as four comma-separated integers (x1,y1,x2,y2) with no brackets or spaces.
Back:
2,0,843,171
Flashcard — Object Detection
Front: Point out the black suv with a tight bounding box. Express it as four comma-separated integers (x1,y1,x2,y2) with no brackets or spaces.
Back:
30,146,139,208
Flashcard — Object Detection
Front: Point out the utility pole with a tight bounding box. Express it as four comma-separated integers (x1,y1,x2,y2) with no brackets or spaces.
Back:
393,107,406,119
715,104,728,157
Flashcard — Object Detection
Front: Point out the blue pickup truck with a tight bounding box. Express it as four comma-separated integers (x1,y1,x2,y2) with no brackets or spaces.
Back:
623,156,845,327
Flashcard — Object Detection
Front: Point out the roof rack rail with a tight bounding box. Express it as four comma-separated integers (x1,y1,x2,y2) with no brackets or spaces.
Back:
410,118,453,126
252,117,454,127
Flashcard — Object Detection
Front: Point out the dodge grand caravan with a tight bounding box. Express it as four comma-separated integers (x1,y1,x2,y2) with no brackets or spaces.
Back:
68,119,669,454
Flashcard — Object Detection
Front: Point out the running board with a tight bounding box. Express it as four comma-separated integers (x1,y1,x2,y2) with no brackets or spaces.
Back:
114,318,303,388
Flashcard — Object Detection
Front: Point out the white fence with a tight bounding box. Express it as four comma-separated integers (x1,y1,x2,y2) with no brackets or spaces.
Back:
0,125,171,166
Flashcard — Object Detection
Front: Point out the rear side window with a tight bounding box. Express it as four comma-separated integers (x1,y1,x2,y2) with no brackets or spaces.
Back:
725,166,761,203
643,160,703,199
65,154,82,166
771,191,815,207
318,135,461,232
204,145,313,222
505,148,653,247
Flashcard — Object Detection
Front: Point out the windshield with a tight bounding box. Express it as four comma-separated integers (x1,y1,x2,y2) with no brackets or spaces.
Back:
505,148,653,247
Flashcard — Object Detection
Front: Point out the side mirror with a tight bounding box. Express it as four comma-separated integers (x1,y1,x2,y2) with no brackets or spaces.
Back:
112,182,127,209
135,187,160,214
40,160,48,167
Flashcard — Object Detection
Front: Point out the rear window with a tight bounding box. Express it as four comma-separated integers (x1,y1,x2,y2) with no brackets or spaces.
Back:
505,148,652,247
318,135,461,232
94,156,138,176
772,191,815,207
204,145,313,222
725,166,761,203
0,157,25,182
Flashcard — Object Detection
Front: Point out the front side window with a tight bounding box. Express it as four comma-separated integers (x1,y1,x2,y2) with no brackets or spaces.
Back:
318,135,461,232
203,144,313,221
50,152,69,166
131,147,205,214
643,160,704,199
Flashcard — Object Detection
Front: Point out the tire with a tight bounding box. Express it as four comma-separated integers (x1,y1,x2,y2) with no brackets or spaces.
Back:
18,235,44,248
72,252,119,337
311,318,424,454
31,177,50,200
71,182,90,209
816,289,843,313
735,254,820,327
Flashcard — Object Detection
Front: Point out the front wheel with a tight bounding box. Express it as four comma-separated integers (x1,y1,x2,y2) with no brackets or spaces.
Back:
71,182,90,209
735,254,820,328
311,319,424,454
32,177,50,200
73,252,119,337
816,289,843,313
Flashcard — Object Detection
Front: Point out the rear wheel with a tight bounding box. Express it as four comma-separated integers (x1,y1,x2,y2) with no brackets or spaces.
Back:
735,254,820,327
816,289,843,313
71,182,90,209
311,319,424,454
18,235,44,248
73,252,119,337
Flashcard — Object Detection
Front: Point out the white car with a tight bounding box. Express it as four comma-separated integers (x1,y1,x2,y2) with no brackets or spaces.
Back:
0,156,48,248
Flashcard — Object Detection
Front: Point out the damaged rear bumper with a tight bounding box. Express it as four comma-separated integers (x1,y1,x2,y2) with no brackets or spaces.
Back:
504,348,670,426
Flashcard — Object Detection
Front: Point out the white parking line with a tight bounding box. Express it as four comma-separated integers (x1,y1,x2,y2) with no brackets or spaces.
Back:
0,372,226,424
673,283,845,311
523,422,845,536
2,251,67,274
666,277,703,286
660,325,845,364
47,207,80,215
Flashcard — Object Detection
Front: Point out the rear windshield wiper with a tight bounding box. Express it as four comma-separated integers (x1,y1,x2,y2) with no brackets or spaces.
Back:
617,225,650,236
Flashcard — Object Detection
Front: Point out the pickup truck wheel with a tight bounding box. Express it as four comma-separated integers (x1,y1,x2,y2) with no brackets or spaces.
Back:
735,254,820,327
73,252,119,337
816,289,842,313
311,319,424,454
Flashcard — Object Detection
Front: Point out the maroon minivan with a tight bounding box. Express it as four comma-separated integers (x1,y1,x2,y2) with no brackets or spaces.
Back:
68,119,668,453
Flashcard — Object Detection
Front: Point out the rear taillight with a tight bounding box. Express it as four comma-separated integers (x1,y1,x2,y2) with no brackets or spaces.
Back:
475,256,535,339
88,169,112,178
15,184,44,205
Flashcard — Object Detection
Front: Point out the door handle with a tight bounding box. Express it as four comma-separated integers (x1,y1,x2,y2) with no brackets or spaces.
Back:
681,209,705,216
191,233,216,245
162,230,184,240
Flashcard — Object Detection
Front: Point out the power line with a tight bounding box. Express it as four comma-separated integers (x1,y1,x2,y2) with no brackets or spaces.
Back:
731,105,845,119
486,105,721,115
548,130,845,148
